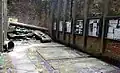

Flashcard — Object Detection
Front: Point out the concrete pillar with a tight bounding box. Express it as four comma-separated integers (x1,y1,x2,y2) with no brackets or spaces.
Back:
0,0,3,52
0,0,7,52
3,0,8,41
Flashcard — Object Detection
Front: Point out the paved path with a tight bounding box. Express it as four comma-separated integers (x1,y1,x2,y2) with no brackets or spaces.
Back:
6,40,120,73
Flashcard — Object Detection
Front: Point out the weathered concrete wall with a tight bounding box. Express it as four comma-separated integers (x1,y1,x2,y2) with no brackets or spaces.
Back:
8,0,49,28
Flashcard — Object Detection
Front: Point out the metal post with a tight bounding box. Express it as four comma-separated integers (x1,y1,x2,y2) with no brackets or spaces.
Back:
101,0,109,53
83,0,89,49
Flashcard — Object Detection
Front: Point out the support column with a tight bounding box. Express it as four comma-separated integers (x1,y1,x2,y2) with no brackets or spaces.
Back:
56,0,62,39
0,0,3,52
72,0,77,44
101,0,109,53
83,0,89,49
3,0,8,41
49,0,55,37
63,0,68,40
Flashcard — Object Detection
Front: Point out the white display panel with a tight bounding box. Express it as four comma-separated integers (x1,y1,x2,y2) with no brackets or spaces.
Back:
66,21,71,33
75,20,83,34
59,21,63,31
107,19,120,40
53,22,56,30
88,19,100,37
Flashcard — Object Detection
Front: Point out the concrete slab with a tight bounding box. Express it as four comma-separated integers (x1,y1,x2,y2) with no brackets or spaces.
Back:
48,58,120,73
36,46,89,60
8,42,39,73
36,42,65,47
27,48,50,73
6,41,120,73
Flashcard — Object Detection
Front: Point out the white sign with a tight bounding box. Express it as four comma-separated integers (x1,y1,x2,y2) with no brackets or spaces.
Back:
114,29,120,40
66,21,71,33
107,19,120,40
88,19,100,37
59,21,63,31
75,20,83,34
53,22,56,30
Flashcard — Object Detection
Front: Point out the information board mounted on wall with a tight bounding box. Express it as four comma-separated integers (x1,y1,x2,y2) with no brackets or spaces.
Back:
65,21,71,33
88,19,100,37
59,21,63,32
75,20,84,35
53,22,56,30
107,19,120,40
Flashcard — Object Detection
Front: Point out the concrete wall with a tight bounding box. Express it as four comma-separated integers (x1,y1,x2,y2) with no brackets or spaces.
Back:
51,0,120,62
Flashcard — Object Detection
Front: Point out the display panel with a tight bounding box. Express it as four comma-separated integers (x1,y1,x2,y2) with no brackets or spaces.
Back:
53,22,56,30
66,21,71,33
59,21,63,31
107,19,120,40
88,19,100,37
75,20,84,35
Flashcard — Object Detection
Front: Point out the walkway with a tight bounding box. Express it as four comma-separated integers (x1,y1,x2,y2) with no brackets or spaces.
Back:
6,40,120,73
